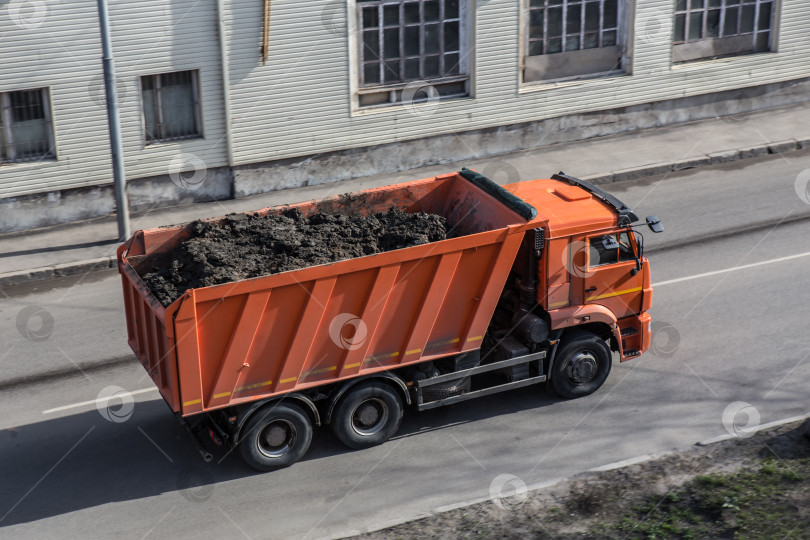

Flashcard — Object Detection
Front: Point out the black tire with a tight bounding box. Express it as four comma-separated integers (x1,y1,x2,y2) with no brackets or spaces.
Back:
551,331,612,399
239,402,313,471
330,381,404,449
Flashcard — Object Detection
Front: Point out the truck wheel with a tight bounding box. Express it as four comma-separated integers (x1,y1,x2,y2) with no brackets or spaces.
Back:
551,332,612,399
239,403,313,471
330,381,403,449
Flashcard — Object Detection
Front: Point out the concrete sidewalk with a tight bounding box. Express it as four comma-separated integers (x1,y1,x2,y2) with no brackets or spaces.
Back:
2,101,810,288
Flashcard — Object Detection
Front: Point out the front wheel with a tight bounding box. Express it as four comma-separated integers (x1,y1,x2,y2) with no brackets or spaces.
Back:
551,331,612,399
330,381,404,449
239,403,313,471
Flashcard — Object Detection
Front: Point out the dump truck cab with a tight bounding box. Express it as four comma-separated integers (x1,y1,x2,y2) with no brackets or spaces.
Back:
503,173,655,367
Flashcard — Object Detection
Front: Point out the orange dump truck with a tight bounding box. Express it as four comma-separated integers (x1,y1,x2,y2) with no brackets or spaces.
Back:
118,169,662,470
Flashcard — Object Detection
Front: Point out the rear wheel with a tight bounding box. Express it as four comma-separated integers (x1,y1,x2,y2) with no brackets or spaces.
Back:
331,381,403,449
551,331,612,399
239,403,313,471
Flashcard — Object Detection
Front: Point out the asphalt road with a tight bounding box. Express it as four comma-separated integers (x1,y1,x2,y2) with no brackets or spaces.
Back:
1,152,809,539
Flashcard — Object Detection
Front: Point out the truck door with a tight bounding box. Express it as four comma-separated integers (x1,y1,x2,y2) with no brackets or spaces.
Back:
582,231,642,319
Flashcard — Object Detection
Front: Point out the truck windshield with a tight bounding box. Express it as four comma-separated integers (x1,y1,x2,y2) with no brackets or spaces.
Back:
589,232,635,267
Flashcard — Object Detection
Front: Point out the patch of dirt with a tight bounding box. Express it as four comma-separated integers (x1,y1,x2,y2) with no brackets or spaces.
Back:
138,208,450,306
352,420,810,540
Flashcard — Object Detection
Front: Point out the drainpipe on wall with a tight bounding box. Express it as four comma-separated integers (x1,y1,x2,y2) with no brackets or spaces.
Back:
216,0,235,171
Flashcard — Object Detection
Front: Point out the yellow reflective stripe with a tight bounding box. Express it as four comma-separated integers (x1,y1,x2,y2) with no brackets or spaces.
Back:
466,336,483,342
183,399,201,407
213,391,230,399
344,362,362,369
364,351,400,363
405,348,422,356
235,379,273,392
587,286,642,301
549,301,569,309
302,365,337,377
280,377,297,384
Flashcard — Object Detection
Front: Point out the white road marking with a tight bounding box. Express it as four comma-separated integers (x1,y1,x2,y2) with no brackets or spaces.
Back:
41,387,158,414
652,250,810,287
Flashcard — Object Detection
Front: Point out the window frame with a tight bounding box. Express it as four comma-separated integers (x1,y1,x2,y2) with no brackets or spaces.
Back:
140,69,203,145
587,231,637,269
353,0,471,109
0,87,57,165
672,0,777,63
521,0,633,85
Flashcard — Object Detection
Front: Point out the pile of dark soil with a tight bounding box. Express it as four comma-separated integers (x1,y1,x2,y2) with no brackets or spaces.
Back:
138,208,450,306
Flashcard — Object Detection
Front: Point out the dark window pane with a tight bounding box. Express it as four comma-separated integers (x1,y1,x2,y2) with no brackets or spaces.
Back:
363,6,379,28
690,0,704,8
547,37,562,53
675,0,686,11
424,1,439,22
549,0,563,4
424,23,440,54
363,63,380,84
528,40,543,55
404,26,420,55
603,0,617,28
724,7,739,35
755,30,770,51
383,60,401,83
404,2,419,23
404,58,420,79
602,30,616,46
708,0,721,6
547,7,563,37
688,11,703,40
707,9,720,37
530,9,544,38
565,35,580,51
585,2,599,32
424,55,439,77
384,4,399,25
384,28,400,58
674,13,686,42
444,21,459,51
583,32,598,49
363,30,380,59
445,0,459,19
741,4,755,32
758,2,772,31
445,52,460,73
567,4,581,34
530,0,543,6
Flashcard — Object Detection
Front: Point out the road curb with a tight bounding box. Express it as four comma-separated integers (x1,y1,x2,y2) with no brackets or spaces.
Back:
2,140,809,290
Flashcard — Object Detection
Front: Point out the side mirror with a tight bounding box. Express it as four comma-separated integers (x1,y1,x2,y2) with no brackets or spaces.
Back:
646,215,663,233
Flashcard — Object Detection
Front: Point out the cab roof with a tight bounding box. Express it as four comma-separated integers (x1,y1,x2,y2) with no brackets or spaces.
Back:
503,178,622,237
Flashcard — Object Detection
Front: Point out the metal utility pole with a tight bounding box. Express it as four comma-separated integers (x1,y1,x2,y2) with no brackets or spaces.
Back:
96,0,130,240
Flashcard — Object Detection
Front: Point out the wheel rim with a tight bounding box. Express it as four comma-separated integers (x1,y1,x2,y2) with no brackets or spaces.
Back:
350,398,389,436
567,351,599,385
257,419,297,458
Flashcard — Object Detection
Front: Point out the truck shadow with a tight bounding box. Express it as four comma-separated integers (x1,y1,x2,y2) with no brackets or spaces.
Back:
0,385,556,527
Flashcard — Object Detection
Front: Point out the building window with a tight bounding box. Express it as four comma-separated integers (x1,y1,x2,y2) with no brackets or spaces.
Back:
141,70,202,144
524,0,628,83
0,88,56,164
673,0,775,63
357,0,469,107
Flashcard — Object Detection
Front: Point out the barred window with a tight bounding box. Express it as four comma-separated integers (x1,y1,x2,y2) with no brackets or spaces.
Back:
0,88,56,164
527,0,619,56
357,0,469,107
524,0,626,83
673,0,774,62
141,70,202,144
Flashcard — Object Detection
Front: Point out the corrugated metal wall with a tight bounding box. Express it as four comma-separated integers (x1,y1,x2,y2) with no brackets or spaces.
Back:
0,0,807,199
